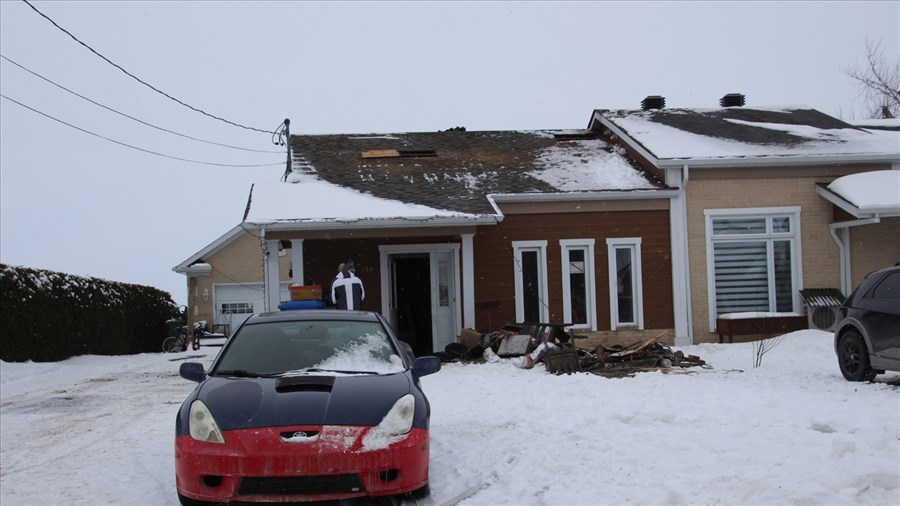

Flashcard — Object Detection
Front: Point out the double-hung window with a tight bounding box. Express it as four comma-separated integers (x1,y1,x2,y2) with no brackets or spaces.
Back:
705,207,802,329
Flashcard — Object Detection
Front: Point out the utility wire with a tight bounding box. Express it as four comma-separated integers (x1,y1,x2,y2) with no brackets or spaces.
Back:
1,93,282,168
21,0,275,135
1,55,283,154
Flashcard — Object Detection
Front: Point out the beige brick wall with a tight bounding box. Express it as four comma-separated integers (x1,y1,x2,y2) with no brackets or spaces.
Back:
684,167,886,343
848,217,900,286
184,232,290,331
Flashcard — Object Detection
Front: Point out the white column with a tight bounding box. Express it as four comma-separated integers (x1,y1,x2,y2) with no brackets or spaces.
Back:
667,166,692,345
291,239,304,284
263,239,281,312
461,233,475,329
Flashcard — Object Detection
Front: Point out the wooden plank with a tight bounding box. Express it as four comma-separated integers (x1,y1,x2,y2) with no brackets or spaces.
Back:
360,149,399,159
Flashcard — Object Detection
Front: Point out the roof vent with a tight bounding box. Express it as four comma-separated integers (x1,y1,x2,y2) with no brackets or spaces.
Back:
720,93,746,108
641,95,666,110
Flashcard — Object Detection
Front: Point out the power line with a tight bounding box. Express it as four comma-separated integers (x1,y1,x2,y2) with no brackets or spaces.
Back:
0,55,284,154
1,93,283,168
21,0,275,135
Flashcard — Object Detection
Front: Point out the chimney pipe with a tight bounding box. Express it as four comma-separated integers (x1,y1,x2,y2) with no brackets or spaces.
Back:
641,95,666,110
720,93,746,107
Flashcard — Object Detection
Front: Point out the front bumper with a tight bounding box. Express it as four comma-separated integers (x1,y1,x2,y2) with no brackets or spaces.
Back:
175,425,429,503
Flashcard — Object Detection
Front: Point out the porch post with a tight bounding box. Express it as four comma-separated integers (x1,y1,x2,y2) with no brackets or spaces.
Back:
668,166,692,345
461,233,475,329
291,239,304,284
263,239,281,312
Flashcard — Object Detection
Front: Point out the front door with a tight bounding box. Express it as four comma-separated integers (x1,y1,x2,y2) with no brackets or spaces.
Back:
381,245,460,357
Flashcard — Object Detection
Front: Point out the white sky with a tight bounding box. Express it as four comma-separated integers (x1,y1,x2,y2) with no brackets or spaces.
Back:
1,329,898,504
0,1,898,305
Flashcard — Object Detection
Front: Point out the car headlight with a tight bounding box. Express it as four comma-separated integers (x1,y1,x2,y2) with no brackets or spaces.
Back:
361,394,415,450
189,400,225,444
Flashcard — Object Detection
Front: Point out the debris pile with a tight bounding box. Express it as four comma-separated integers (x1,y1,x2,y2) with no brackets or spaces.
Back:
441,323,708,377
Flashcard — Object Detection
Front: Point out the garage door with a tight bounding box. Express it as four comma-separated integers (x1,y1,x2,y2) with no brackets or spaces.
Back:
214,284,264,334
214,283,292,334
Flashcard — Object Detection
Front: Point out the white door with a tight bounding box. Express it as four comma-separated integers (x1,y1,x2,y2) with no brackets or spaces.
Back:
213,283,265,334
431,251,457,352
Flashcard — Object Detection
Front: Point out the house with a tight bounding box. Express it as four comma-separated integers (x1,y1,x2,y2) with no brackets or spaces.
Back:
589,95,900,343
175,129,680,354
175,98,900,349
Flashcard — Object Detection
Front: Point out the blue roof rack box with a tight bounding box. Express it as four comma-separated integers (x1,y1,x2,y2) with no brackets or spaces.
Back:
278,300,326,311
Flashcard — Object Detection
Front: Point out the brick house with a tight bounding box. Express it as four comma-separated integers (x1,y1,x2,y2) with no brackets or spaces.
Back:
176,99,899,348
175,129,679,354
589,96,900,344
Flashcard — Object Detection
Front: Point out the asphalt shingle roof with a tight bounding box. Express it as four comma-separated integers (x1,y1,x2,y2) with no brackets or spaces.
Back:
288,129,662,215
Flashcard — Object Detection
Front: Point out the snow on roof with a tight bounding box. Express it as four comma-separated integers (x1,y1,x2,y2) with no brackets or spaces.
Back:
244,176,478,225
826,170,900,211
529,139,657,191
601,107,900,162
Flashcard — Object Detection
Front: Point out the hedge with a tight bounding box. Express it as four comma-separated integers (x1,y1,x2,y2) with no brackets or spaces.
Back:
0,264,179,362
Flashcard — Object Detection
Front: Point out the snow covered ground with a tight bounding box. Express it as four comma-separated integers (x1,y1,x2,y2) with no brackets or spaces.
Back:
1,330,898,506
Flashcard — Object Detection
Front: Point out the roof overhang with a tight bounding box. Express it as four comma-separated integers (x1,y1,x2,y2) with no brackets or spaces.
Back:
173,224,245,274
816,182,900,219
243,214,501,232
489,189,680,205
591,111,900,170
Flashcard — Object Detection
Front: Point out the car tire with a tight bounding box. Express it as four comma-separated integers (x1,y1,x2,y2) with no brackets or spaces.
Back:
837,330,876,382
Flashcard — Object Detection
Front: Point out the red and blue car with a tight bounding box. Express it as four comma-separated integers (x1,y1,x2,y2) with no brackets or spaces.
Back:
174,310,440,504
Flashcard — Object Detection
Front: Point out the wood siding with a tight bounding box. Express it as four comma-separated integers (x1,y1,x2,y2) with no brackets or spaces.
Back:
472,210,673,332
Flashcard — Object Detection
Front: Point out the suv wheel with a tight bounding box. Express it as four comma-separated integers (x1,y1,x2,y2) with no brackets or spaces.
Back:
837,330,876,382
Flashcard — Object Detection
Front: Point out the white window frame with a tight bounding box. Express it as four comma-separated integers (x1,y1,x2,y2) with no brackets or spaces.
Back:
606,238,644,330
560,239,597,330
704,207,803,332
512,240,549,323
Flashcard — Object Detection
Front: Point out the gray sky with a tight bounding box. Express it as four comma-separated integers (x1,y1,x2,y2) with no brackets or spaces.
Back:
1,1,898,305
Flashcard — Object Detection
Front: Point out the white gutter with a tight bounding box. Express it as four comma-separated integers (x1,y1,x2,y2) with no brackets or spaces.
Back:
243,215,500,231
829,216,882,295
489,189,680,203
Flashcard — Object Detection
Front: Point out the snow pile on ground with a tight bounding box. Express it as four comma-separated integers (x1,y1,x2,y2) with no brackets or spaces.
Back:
1,330,898,505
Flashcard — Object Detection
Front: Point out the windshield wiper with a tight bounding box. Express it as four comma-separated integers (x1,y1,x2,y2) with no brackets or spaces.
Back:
284,368,378,375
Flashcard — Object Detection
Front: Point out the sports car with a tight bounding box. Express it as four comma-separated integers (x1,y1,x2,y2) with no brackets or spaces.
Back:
174,310,441,504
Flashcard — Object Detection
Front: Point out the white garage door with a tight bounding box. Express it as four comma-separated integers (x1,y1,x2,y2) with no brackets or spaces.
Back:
214,283,292,334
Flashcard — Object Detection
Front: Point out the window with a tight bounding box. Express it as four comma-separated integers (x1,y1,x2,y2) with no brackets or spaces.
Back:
560,239,596,330
512,241,548,323
220,302,253,315
607,238,644,329
705,208,802,329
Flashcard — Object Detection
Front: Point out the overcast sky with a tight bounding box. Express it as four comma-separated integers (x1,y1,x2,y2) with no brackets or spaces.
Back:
1,1,897,306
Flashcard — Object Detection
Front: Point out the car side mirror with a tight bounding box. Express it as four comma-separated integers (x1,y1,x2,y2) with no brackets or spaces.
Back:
412,356,441,378
400,341,415,363
179,362,207,383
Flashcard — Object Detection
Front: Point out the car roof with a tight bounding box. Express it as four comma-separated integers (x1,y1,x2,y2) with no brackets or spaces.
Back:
242,309,382,325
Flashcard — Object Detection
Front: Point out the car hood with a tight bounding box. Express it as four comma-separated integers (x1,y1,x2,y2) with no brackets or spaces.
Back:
195,372,414,431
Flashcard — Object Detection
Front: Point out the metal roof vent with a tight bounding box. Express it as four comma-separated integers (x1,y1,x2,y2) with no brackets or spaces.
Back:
720,93,746,107
641,95,666,110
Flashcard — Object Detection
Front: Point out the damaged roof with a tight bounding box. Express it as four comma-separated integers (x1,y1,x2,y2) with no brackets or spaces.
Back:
594,107,900,166
244,129,665,225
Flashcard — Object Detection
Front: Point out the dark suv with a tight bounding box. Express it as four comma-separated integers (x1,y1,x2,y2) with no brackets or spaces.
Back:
834,266,900,381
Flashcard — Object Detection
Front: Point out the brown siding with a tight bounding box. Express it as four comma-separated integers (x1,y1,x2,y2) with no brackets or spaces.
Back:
472,209,673,332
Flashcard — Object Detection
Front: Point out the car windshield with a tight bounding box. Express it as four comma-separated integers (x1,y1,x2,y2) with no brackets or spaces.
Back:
213,320,405,376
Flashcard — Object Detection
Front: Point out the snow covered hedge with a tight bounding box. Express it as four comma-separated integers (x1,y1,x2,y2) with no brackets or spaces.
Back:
0,264,178,362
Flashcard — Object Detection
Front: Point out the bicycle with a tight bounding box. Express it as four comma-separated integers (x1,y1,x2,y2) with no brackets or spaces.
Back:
162,324,201,353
